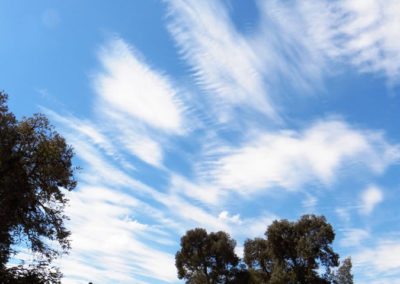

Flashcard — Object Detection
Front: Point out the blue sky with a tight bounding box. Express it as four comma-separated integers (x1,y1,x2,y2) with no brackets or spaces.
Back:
2,0,400,283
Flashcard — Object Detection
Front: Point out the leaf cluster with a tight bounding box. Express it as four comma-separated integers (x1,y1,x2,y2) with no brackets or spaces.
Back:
0,261,62,284
176,215,353,284
0,92,76,281
176,228,239,284
244,215,339,283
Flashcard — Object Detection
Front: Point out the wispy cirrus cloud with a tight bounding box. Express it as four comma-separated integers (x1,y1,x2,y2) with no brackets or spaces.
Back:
167,0,278,121
52,37,191,168
60,186,177,284
169,174,222,205
38,1,400,283
44,122,181,282
353,238,400,282
339,228,370,248
94,37,185,133
265,0,400,84
200,118,399,194
335,0,400,82
166,0,400,135
91,37,189,167
48,104,281,283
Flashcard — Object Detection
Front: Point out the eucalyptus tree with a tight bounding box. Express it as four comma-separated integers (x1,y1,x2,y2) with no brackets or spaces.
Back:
0,92,76,283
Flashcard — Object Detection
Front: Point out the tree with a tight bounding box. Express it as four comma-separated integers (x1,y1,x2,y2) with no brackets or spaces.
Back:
175,228,239,284
334,257,353,284
0,92,76,282
244,215,339,284
0,262,62,284
243,238,271,282
176,217,350,283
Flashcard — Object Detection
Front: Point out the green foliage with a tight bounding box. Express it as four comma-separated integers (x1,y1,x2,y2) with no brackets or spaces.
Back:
244,215,339,284
243,237,271,281
0,92,76,282
334,257,353,284
177,215,347,284
0,262,62,284
175,228,239,284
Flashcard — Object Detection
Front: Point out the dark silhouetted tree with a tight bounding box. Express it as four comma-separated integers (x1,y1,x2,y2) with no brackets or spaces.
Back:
0,262,62,284
243,237,272,282
334,257,353,284
177,215,345,283
244,215,339,284
0,92,76,282
175,228,239,284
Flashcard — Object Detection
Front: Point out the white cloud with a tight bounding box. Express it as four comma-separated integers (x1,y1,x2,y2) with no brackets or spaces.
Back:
203,118,399,193
60,186,177,283
153,186,277,240
94,37,184,132
169,174,222,205
101,110,164,167
339,228,369,247
336,0,400,82
354,239,400,278
89,37,193,167
360,185,384,215
336,207,351,224
47,101,165,168
218,211,241,224
167,0,278,121
45,109,119,158
302,194,318,210
255,0,331,92
167,0,400,127
282,0,400,83
67,137,137,189
239,214,277,238
154,193,230,233
124,134,162,166
47,39,178,168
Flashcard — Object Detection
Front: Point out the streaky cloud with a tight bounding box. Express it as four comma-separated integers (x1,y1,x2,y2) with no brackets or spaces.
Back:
353,238,400,282
200,118,400,193
268,0,400,84
94,37,185,132
167,0,279,121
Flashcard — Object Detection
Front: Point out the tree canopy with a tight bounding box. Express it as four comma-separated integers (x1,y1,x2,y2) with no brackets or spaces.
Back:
244,215,339,283
334,257,353,284
0,92,76,283
176,228,239,284
176,215,353,284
